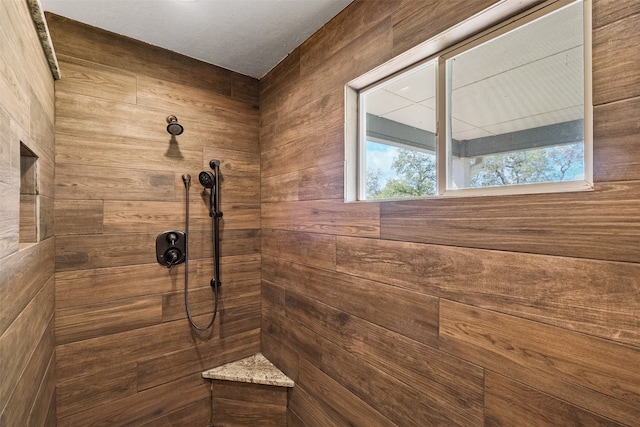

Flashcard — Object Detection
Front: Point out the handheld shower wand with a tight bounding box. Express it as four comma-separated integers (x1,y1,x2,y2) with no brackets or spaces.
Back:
181,161,224,331
182,169,220,331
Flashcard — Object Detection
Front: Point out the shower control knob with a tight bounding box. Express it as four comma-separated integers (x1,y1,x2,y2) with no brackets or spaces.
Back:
166,232,178,245
164,248,181,268
156,230,186,268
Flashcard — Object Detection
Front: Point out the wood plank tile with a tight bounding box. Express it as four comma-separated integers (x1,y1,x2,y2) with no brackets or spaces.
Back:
55,262,183,309
105,200,258,234
315,334,474,426
484,371,623,427
289,385,343,427
262,200,379,238
55,132,202,174
19,194,37,243
161,280,259,323
182,159,260,205
298,163,344,201
103,200,189,234
29,90,55,162
260,48,300,105
262,229,336,270
212,380,287,406
439,300,640,426
55,162,175,202
263,255,438,346
187,112,260,154
139,398,210,427
0,19,31,130
38,153,55,199
55,295,163,345
54,199,103,236
212,173,261,204
262,124,344,178
267,89,343,153
219,204,261,230
261,170,299,202
56,374,211,427
54,91,178,146
0,182,19,258
260,322,299,383
593,97,640,182
56,362,137,419
0,0,53,111
261,280,286,318
260,285,294,382
593,0,640,28
261,310,322,365
593,11,640,104
196,254,261,288
27,352,56,427
231,72,260,105
392,0,499,56
259,118,276,153
56,317,218,379
299,1,398,75
0,276,54,413
160,255,261,321
292,21,393,114
285,291,483,425
296,358,396,427
0,2,56,425
39,195,54,241
219,303,261,338
188,228,261,259
0,318,54,427
212,395,286,427
55,233,157,271
336,235,640,347
56,54,137,104
381,181,640,264
0,106,14,186
136,74,258,123
136,328,260,391
203,146,260,177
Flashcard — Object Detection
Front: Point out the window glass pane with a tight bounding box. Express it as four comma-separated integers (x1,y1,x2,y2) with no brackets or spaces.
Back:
446,1,584,190
365,141,436,199
362,61,437,199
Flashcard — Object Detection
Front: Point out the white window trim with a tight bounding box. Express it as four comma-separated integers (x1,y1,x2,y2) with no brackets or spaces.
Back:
345,0,593,202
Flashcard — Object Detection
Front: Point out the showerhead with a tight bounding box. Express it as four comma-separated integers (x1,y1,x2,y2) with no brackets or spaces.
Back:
166,115,184,136
199,171,215,189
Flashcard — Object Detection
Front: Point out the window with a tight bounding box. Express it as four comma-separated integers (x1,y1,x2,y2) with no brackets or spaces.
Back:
347,0,592,201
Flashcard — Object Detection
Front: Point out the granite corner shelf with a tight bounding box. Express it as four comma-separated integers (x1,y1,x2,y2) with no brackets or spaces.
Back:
202,352,294,388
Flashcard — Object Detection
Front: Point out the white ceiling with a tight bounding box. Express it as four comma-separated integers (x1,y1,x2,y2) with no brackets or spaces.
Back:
40,0,353,78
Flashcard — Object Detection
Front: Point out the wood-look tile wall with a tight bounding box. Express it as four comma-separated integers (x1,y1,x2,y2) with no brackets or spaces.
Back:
46,14,261,425
0,1,57,426
260,0,640,425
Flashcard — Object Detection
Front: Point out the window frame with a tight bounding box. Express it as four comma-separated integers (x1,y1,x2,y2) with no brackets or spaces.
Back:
345,0,592,202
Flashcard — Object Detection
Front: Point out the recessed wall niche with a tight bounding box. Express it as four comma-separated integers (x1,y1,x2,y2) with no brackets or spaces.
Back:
19,142,39,246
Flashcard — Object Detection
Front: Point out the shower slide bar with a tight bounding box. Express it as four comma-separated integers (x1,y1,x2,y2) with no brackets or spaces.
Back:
182,159,223,331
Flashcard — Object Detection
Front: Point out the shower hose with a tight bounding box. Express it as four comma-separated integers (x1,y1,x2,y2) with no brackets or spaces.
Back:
183,174,219,331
